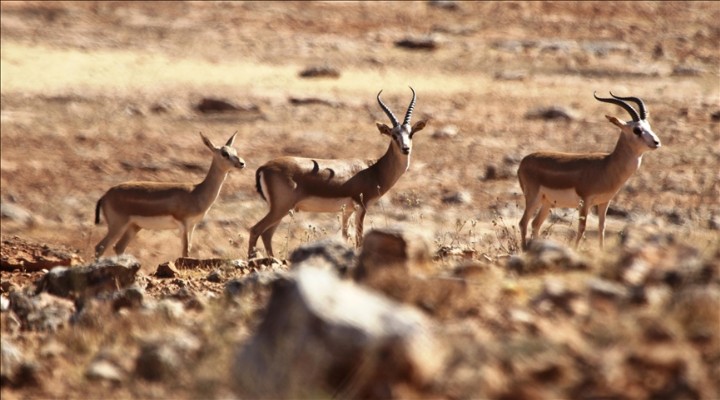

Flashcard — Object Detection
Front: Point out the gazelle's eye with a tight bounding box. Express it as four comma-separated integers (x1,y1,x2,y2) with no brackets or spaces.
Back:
633,127,642,136
221,150,229,158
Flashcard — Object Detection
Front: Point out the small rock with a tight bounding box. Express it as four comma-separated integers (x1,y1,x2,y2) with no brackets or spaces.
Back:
135,343,181,381
441,190,472,205
9,291,75,332
1,338,23,386
428,0,459,11
0,296,8,312
355,227,433,281
155,262,179,278
206,269,224,283
512,239,587,274
224,270,287,299
298,65,341,79
86,359,124,383
432,125,458,139
112,285,144,311
494,70,528,81
711,111,720,123
0,203,35,227
395,36,439,51
587,278,628,302
288,239,356,277
288,96,341,108
195,98,259,114
525,106,578,121
671,65,704,76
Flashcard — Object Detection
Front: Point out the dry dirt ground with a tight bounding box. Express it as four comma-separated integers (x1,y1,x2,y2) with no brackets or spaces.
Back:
1,1,719,399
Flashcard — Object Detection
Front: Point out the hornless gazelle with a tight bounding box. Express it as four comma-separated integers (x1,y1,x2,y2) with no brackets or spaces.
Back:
248,87,427,258
517,92,661,250
94,132,245,259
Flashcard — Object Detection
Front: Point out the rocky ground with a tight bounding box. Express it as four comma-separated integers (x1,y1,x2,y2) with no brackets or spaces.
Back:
1,1,719,399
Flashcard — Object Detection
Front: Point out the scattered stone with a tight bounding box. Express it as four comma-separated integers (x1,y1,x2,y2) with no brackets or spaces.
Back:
206,269,224,283
1,338,23,386
0,203,35,227
355,227,433,281
395,35,439,51
233,266,446,398
671,65,704,76
428,0,459,11
1,235,83,272
288,96,341,107
0,296,8,312
194,97,259,114
442,190,472,205
86,359,124,383
150,101,172,114
494,70,528,81
9,291,75,331
155,262,179,278
432,125,459,139
36,255,141,298
510,239,587,274
436,246,476,261
531,278,581,316
288,239,356,277
587,278,628,302
711,111,720,123
224,269,287,299
298,65,341,79
135,332,201,381
525,106,578,121
112,285,144,312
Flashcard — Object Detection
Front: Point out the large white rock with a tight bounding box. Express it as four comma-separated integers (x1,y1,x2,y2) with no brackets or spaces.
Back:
233,264,446,398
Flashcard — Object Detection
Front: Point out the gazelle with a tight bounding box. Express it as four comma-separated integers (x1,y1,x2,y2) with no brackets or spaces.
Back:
94,132,245,259
517,92,661,250
248,87,427,258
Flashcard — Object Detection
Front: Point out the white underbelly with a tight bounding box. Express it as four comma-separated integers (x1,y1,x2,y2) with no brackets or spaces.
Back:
295,197,354,213
539,186,581,208
129,215,182,230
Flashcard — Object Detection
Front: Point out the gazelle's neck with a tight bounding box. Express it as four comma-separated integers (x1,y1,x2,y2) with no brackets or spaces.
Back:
374,142,410,195
608,132,642,181
194,160,229,206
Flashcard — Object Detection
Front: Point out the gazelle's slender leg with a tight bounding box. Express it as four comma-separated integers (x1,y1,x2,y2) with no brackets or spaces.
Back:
260,222,282,258
531,205,551,240
354,205,367,248
96,220,131,259
341,205,355,242
519,192,542,250
114,224,140,255
597,202,610,248
574,201,591,248
249,204,292,258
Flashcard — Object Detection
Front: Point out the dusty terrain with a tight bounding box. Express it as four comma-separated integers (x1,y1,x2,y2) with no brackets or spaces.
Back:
1,1,719,399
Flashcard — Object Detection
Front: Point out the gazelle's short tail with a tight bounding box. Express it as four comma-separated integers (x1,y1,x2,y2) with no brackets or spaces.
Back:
95,198,102,225
255,169,267,202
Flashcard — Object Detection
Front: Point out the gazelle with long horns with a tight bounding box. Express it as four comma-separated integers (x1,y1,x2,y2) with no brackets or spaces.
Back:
248,87,427,258
517,92,661,250
94,132,246,259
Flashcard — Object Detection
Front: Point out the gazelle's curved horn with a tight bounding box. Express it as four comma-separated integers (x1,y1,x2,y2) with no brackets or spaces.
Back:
377,90,399,127
594,91,640,122
610,92,647,120
403,86,417,126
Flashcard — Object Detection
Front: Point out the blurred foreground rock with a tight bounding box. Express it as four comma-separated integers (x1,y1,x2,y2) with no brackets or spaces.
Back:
233,265,446,398
508,239,588,274
36,255,141,298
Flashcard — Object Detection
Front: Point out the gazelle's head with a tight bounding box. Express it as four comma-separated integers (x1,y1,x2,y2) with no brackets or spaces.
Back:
594,92,661,152
200,131,246,172
376,87,427,156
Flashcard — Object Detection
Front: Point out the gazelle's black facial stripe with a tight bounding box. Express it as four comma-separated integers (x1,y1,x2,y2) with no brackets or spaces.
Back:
633,127,642,136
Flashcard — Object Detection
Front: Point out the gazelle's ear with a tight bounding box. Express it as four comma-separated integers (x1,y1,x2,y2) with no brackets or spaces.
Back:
376,123,393,136
605,115,624,128
411,120,427,136
200,132,215,150
225,131,238,146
